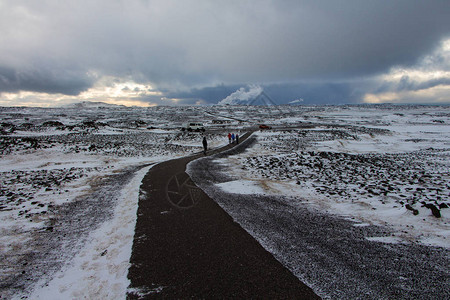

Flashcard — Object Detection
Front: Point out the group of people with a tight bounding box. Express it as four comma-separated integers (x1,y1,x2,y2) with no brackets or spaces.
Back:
202,132,240,156
227,132,239,144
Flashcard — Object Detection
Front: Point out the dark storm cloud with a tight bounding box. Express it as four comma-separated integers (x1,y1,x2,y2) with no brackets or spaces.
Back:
0,0,449,102
374,76,450,94
162,84,242,104
0,65,93,95
264,82,360,105
163,81,362,105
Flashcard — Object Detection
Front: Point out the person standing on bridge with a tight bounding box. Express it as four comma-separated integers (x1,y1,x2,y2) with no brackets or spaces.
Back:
231,133,235,143
228,132,231,144
236,133,239,144
202,136,208,155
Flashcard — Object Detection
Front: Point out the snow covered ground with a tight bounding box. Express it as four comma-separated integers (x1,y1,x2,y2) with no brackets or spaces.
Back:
0,103,449,298
214,107,450,248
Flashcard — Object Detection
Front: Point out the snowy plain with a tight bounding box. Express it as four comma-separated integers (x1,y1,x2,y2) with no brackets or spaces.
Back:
0,103,449,298
0,104,226,299
215,121,449,248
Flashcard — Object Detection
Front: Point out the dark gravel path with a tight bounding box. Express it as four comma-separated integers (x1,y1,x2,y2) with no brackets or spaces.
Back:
127,134,319,299
187,139,450,299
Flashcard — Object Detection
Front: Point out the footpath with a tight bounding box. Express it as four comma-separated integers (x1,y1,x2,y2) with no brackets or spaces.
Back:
127,133,319,299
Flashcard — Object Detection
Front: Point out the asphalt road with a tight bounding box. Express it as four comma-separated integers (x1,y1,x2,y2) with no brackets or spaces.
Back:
127,133,319,299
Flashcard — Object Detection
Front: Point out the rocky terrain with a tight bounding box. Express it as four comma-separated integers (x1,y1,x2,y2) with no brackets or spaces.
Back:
242,148,449,218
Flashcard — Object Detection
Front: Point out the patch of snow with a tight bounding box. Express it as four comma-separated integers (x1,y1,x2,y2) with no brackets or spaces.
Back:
366,236,406,244
29,165,153,299
216,180,266,195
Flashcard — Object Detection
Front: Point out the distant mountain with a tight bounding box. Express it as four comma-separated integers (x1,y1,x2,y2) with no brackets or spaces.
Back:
65,101,126,109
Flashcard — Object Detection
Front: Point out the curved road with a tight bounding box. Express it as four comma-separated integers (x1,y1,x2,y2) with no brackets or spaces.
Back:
127,133,319,299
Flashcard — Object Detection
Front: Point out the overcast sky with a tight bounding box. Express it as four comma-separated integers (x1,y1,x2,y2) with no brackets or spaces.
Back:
0,0,449,106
